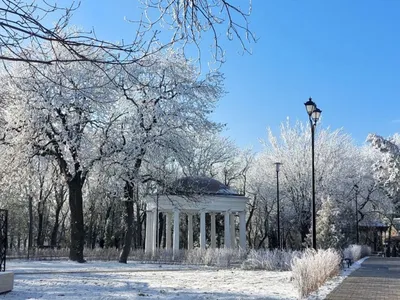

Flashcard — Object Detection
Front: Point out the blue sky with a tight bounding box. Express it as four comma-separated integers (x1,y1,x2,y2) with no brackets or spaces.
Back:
71,0,400,151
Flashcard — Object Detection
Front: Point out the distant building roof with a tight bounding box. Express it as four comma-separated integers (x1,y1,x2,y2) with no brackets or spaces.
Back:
168,176,240,196
359,220,389,228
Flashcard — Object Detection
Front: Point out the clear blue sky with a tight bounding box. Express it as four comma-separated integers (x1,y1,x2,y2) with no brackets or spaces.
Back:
71,0,400,152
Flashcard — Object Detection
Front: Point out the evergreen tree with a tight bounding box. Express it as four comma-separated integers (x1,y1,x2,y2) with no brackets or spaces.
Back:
305,197,344,249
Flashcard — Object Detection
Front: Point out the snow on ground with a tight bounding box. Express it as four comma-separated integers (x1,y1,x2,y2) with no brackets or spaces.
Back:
0,258,365,300
1,260,297,300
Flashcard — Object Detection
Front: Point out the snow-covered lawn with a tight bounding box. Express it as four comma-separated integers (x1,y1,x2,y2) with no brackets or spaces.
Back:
0,260,296,300
0,258,366,299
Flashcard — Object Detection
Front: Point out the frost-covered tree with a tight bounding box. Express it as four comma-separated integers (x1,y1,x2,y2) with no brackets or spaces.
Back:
305,196,344,249
0,0,254,66
0,44,122,262
139,0,256,63
104,51,225,263
247,119,363,249
366,133,400,240
367,133,400,206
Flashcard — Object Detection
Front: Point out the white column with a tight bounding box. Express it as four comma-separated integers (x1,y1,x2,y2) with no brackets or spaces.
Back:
166,212,172,251
200,210,206,249
173,209,180,256
239,211,246,250
152,209,157,253
224,210,231,248
187,213,193,250
230,213,236,249
145,211,151,254
210,213,216,249
150,212,154,250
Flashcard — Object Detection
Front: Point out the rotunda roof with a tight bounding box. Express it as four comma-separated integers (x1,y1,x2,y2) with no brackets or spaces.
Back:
169,176,240,196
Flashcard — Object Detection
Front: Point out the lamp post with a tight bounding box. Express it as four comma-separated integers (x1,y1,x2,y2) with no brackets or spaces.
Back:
156,192,159,248
274,162,282,249
354,184,359,244
304,97,322,250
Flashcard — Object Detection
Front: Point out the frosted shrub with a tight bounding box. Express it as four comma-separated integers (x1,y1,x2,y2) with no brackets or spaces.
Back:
184,248,245,267
291,248,341,298
343,244,371,261
11,247,246,267
153,249,174,262
241,249,301,271
215,248,247,267
185,248,207,265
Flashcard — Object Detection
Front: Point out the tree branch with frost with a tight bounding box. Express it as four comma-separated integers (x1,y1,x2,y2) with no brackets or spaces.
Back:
138,0,256,64
0,0,167,65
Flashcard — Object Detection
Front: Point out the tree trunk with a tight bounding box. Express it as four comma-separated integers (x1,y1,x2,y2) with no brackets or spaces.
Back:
104,204,114,248
50,204,63,248
37,200,44,247
119,181,134,263
28,195,33,258
135,192,142,248
158,213,164,248
68,173,85,263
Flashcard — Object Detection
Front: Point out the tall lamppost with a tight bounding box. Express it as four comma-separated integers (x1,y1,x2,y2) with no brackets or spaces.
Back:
354,184,359,244
304,97,322,250
274,162,282,249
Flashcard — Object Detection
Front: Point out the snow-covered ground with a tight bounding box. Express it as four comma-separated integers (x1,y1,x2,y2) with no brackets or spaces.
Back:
0,258,366,300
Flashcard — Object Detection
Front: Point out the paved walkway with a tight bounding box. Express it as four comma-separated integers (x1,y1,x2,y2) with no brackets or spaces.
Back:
325,257,400,300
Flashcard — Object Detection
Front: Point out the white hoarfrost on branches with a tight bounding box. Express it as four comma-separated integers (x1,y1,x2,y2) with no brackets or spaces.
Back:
246,119,364,249
0,39,225,262
108,50,225,181
1,47,118,181
367,133,400,199
306,196,344,249
0,0,256,69
99,50,225,262
139,0,256,64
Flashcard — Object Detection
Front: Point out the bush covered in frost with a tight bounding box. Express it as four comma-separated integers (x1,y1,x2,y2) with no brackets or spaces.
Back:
291,248,341,298
241,249,301,271
185,248,246,267
343,244,371,261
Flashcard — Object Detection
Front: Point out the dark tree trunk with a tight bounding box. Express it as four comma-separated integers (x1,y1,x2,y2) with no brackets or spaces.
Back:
68,173,85,263
158,213,164,248
50,204,62,248
86,199,98,249
28,195,33,256
119,181,134,263
59,211,68,246
104,204,113,248
51,184,66,248
135,194,143,248
91,225,98,249
37,201,44,247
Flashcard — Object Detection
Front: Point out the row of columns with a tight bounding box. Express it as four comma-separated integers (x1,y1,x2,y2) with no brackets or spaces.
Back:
145,210,246,254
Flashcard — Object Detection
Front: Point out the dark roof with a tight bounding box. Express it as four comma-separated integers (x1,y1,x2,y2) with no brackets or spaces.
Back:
359,220,389,228
168,176,240,196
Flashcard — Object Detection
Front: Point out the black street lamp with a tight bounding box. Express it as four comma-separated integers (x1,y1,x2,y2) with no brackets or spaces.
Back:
304,97,322,250
354,184,359,244
274,162,282,249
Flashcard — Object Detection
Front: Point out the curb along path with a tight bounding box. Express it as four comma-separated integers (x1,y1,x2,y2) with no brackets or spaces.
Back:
325,257,400,300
